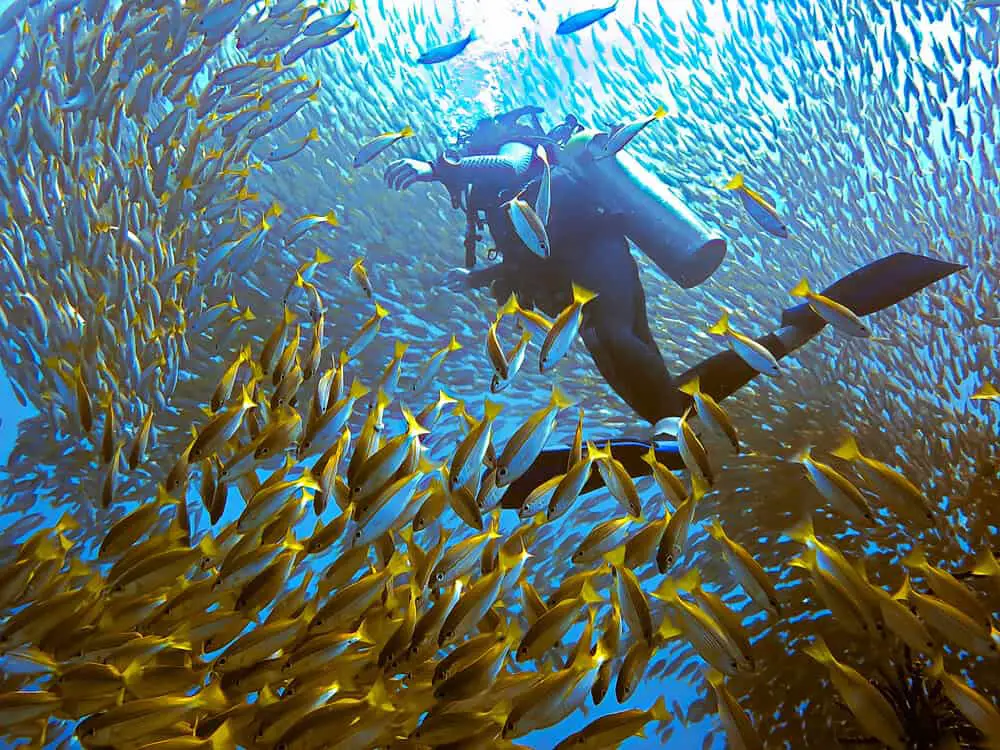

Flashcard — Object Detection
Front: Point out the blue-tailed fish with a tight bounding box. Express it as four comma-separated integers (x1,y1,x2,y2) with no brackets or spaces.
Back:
416,30,476,64
556,2,618,35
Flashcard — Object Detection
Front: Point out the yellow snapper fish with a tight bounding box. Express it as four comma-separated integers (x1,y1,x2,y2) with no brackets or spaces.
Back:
790,277,870,337
353,125,415,168
539,283,598,372
495,385,575,486
707,311,781,376
506,193,550,258
723,172,789,238
803,638,907,750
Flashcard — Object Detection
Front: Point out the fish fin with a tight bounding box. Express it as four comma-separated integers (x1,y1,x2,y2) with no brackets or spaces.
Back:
802,637,833,665
707,312,730,336
787,515,816,544
723,172,744,190
678,376,700,396
571,283,598,306
550,384,575,410
789,278,812,298
901,546,927,570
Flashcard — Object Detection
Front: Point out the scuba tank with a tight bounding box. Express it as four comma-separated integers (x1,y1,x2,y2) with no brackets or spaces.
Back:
562,129,727,289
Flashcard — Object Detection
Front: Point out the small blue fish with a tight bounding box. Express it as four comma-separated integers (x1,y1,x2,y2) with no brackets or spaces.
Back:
556,2,618,36
416,30,476,65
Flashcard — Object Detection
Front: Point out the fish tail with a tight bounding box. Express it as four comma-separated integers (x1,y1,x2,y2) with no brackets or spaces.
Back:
399,125,415,138
830,434,862,462
550,384,575,410
802,637,833,665
649,696,671,722
483,400,504,421
348,378,370,401
325,210,339,226
707,312,730,336
787,515,816,544
678,376,701,396
901,546,927,570
314,248,334,264
374,303,389,318
446,334,462,352
653,105,667,119
704,668,724,688
571,282,598,306
705,516,725,540
789,277,812,298
723,172,744,190
498,292,522,318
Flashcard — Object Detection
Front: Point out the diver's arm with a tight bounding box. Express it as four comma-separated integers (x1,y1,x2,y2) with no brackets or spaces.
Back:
443,264,508,291
433,142,538,189
384,143,539,193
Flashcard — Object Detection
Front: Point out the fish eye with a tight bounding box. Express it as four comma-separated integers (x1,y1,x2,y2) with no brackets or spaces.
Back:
434,571,445,582
354,530,362,541
497,467,508,478
216,656,227,667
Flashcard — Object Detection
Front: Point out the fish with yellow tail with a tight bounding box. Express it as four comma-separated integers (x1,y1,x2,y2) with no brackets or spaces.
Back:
792,446,874,524
803,637,907,750
410,334,462,393
831,433,935,527
495,385,575,486
723,172,789,237
353,126,415,168
590,441,642,517
540,283,598,372
927,653,1000,742
552,697,671,749
706,517,781,617
790,277,870,337
972,382,999,401
349,257,373,299
598,105,668,158
678,376,740,453
707,311,781,377
705,668,763,750
506,193,550,258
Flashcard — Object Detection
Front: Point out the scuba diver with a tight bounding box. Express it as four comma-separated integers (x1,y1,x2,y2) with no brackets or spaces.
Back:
384,105,964,510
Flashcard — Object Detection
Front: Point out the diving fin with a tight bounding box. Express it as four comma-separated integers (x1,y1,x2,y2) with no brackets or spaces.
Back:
498,439,682,510
780,252,966,329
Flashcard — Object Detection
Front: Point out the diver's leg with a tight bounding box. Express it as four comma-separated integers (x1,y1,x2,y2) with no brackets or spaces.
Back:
580,318,689,424
675,252,968,411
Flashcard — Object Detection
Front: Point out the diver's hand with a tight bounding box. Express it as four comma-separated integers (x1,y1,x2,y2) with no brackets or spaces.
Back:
385,159,434,190
443,267,471,292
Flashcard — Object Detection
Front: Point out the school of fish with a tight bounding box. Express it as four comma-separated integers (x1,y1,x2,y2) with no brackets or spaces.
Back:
0,0,997,747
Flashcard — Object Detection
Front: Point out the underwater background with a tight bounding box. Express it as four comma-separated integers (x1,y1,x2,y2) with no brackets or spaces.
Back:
0,0,998,747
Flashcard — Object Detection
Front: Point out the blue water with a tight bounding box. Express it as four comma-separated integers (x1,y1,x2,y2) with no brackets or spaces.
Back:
1,0,998,746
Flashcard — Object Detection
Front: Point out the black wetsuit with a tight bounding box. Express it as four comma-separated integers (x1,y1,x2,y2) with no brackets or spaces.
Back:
387,132,963,509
